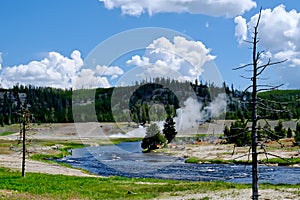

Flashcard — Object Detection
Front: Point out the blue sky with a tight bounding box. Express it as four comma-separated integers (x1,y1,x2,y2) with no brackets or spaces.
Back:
0,0,299,90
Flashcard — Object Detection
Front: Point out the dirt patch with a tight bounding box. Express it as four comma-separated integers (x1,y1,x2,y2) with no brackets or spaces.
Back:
0,189,52,200
0,152,96,177
161,140,300,164
156,188,300,200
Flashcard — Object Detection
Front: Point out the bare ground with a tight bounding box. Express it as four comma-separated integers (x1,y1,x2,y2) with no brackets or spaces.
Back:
161,139,300,165
0,123,113,177
0,152,96,177
156,188,300,200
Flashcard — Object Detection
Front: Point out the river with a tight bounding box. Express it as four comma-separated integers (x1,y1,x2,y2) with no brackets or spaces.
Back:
58,142,300,184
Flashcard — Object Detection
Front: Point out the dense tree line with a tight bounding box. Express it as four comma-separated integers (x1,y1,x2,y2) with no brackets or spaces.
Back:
257,90,300,120
0,85,73,125
0,79,299,126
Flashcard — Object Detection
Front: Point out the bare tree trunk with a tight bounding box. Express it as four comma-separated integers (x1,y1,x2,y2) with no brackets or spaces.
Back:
251,23,259,199
21,119,26,177
233,8,287,199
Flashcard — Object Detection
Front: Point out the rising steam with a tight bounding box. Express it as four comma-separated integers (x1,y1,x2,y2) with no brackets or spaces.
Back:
109,94,226,138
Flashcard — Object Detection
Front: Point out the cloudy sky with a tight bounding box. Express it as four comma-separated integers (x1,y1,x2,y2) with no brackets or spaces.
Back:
0,0,299,89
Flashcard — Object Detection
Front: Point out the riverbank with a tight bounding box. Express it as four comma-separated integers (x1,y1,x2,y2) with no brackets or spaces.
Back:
0,123,140,177
158,138,300,167
1,122,300,199
1,122,300,175
0,152,96,177
1,167,299,200
0,123,104,177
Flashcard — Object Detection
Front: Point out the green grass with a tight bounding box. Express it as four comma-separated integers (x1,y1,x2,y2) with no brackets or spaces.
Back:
185,156,300,166
261,157,300,166
0,167,253,200
30,153,64,161
0,167,299,200
110,137,142,144
0,131,16,136
30,142,86,161
185,157,200,163
259,183,300,190
34,140,86,149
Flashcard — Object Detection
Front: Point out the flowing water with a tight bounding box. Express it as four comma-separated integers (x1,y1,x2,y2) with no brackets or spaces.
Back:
58,142,300,184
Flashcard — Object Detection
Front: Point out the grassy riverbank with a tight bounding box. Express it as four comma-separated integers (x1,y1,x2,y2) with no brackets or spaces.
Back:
0,167,244,199
185,157,300,166
1,167,299,200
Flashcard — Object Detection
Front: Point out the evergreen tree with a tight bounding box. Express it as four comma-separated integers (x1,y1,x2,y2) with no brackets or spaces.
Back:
162,116,177,143
263,122,275,140
274,120,286,139
287,127,293,138
1,81,299,125
224,120,251,147
294,123,300,146
141,123,166,152
0,116,4,127
224,125,230,138
257,123,262,141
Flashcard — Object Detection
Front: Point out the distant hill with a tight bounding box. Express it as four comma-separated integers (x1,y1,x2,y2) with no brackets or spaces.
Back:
258,90,300,120
258,89,300,101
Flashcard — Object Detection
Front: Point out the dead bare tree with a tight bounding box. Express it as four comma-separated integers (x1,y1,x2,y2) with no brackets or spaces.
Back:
233,8,287,200
17,108,33,177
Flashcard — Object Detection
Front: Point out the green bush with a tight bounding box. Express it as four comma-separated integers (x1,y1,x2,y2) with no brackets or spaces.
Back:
141,123,166,152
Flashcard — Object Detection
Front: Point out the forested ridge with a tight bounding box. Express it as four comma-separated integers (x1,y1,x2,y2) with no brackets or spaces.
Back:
0,79,299,126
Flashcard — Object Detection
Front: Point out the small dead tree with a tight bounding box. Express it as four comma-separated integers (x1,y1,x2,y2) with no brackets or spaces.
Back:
234,8,287,200
17,108,33,177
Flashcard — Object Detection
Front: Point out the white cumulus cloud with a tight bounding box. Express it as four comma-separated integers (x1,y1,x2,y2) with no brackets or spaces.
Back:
234,5,300,88
235,5,300,65
126,36,215,82
73,69,111,89
99,0,256,17
248,5,300,54
95,65,124,79
0,50,83,88
0,50,128,89
234,16,248,44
